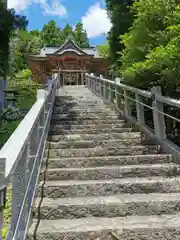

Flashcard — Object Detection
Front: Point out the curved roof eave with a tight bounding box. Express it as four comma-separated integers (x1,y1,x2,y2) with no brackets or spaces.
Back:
53,38,88,55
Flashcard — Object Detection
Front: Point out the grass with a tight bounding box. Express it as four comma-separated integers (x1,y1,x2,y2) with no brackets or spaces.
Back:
0,81,37,239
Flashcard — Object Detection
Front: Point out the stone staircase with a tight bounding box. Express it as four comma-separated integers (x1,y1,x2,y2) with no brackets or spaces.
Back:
28,86,180,240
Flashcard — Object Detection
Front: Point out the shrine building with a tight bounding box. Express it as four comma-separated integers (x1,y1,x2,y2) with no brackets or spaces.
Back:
27,38,109,85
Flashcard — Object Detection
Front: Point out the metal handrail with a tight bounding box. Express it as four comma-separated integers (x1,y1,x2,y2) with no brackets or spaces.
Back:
0,74,58,240
85,73,180,162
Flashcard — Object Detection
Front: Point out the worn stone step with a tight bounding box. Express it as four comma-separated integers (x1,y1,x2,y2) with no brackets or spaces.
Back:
51,114,121,121
50,132,141,142
53,111,117,117
46,154,172,168
34,193,180,220
28,214,180,240
54,107,114,114
49,127,133,135
54,100,105,105
55,99,104,105
46,145,159,158
37,177,180,198
54,105,111,111
40,164,179,181
50,123,128,132
51,118,125,125
48,139,142,149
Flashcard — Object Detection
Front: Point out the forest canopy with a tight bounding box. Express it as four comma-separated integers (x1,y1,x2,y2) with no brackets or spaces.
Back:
105,0,180,97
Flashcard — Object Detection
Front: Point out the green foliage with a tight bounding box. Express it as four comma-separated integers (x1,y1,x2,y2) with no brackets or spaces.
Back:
16,69,32,78
0,2,28,78
106,0,134,67
11,29,43,74
41,20,63,45
97,43,110,58
62,24,73,40
118,0,180,97
74,23,90,48
0,84,37,146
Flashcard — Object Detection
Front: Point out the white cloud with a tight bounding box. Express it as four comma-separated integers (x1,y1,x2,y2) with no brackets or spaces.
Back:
7,0,67,17
82,2,111,38
42,0,67,16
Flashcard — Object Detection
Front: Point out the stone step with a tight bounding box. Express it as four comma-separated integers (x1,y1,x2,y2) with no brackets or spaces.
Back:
37,177,180,198
51,118,125,125
49,127,133,135
50,123,128,131
53,110,117,115
46,145,159,158
28,214,180,240
48,139,142,149
54,105,111,111
41,164,179,181
34,193,180,219
50,132,141,142
46,154,172,168
51,114,121,121
55,102,105,108
53,107,114,114
55,99,104,104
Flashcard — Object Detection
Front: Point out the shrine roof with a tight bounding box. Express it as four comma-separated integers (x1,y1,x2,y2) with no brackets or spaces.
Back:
38,38,102,58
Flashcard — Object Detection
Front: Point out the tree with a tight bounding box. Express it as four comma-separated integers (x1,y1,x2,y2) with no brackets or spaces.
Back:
120,0,180,97
106,0,134,68
11,30,43,75
29,29,41,37
97,43,109,58
62,24,74,41
74,23,90,48
0,3,28,77
41,20,63,45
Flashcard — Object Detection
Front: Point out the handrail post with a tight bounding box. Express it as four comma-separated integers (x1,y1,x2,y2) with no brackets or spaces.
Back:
88,75,91,89
124,89,131,116
135,93,145,125
86,75,90,88
100,75,103,97
110,84,115,104
115,77,121,109
89,74,93,90
151,86,167,140
81,71,84,85
90,73,95,92
94,77,97,93
97,78,100,95
57,71,61,88
104,82,109,100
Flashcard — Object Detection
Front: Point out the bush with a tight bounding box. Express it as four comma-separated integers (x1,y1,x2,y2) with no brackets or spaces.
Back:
119,0,180,97
16,69,32,79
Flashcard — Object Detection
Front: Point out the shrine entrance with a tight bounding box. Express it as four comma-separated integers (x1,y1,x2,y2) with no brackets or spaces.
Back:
55,70,88,86
27,38,108,84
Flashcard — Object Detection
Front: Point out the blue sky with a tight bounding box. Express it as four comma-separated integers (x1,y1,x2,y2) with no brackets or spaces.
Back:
7,0,111,45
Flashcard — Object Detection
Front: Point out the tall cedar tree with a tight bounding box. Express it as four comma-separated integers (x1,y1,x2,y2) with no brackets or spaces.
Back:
106,0,134,68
